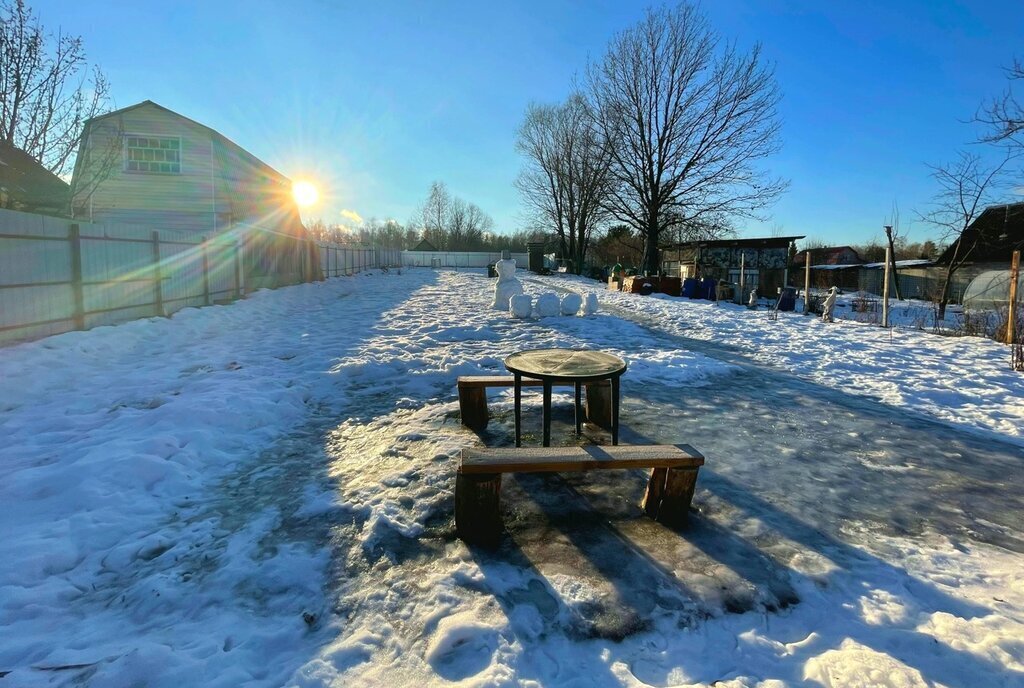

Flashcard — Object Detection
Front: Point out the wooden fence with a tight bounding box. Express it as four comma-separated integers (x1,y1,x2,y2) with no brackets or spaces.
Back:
0,208,399,346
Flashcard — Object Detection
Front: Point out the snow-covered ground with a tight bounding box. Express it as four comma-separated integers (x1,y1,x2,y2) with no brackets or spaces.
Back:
548,275,1024,445
1,267,1022,687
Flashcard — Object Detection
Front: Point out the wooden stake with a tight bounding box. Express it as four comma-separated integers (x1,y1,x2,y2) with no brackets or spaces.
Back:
738,252,746,305
69,224,85,330
1007,250,1020,345
882,245,892,328
803,250,811,314
151,231,164,316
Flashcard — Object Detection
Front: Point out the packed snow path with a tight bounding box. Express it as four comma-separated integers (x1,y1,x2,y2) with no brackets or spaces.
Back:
1,268,1021,687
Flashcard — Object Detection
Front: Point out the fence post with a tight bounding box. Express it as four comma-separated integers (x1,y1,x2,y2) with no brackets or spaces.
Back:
201,236,211,305
1007,249,1020,345
882,245,892,328
738,252,746,305
234,239,243,299
69,223,86,330
803,251,811,314
151,231,164,316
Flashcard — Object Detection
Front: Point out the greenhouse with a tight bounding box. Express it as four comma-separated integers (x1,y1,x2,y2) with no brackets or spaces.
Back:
962,269,1024,311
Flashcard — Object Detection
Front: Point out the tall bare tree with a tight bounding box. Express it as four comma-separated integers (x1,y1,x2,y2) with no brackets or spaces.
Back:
588,3,786,274
0,0,110,177
516,93,612,274
918,151,1014,320
421,181,451,249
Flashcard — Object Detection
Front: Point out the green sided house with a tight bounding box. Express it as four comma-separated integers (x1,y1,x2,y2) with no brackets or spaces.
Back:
69,100,318,287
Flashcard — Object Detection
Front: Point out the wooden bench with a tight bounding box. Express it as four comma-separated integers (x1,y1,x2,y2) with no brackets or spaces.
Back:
458,375,612,432
455,444,705,547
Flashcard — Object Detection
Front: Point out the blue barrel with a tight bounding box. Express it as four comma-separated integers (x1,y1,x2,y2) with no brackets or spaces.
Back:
682,277,700,298
778,287,797,311
701,278,717,300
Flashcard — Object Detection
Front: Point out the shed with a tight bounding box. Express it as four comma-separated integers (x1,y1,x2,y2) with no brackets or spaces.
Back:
661,235,804,297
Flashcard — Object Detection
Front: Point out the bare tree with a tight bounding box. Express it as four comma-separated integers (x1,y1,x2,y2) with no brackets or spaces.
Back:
884,201,903,299
918,151,1014,320
0,0,111,177
463,202,494,250
516,94,613,273
977,57,1023,152
421,181,451,249
588,3,787,275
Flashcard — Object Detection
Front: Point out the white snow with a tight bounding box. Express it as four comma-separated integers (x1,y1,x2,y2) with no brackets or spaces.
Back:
1,267,1022,687
550,275,1024,444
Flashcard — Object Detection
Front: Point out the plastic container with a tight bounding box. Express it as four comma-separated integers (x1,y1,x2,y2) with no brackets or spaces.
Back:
778,287,797,312
682,278,700,298
701,278,717,300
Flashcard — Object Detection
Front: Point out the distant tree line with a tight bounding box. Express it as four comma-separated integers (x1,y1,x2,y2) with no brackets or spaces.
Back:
306,181,550,252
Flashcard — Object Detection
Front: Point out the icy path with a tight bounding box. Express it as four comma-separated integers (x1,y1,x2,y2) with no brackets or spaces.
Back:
1,268,1022,687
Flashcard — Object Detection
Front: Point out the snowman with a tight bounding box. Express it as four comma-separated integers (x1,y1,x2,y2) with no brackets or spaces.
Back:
492,253,524,310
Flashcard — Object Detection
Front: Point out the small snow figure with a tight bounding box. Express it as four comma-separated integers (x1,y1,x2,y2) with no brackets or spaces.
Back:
747,289,758,310
509,293,533,318
491,257,523,310
582,292,598,315
560,293,582,315
822,286,838,323
535,292,560,317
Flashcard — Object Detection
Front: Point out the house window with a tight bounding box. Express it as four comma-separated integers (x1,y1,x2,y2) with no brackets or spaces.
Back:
125,135,181,174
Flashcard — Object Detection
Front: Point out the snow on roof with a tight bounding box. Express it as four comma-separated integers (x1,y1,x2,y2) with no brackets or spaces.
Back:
810,263,862,270
862,259,933,269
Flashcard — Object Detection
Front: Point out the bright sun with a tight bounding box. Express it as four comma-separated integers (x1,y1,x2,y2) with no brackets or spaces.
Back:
292,180,319,207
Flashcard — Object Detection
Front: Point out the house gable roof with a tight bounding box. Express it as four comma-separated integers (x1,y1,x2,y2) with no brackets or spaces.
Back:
664,235,804,252
0,142,70,213
935,202,1024,265
794,245,864,265
79,100,291,185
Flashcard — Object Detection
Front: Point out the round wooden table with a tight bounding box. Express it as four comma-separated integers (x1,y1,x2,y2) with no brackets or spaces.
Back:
504,348,627,447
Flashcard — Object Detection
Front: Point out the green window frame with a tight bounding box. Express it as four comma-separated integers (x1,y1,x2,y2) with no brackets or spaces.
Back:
124,135,182,174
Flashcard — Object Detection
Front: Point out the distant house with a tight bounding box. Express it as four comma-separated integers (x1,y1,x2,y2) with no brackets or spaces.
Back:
661,235,804,296
791,246,866,292
69,100,316,286
412,237,438,252
0,142,70,216
792,245,863,267
933,202,1024,275
70,100,304,234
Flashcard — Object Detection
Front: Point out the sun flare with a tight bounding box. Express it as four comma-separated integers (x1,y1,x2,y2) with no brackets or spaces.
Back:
292,180,319,207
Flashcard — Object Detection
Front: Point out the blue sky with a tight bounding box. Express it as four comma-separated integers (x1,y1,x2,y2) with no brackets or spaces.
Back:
39,0,1024,245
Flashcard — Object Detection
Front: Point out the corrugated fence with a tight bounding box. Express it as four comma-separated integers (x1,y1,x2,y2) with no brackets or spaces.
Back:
0,208,400,346
401,250,528,268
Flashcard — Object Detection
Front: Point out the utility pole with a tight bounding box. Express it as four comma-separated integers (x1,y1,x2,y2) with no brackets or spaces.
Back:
884,224,902,300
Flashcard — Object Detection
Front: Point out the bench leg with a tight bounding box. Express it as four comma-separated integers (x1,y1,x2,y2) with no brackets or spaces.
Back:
584,382,612,429
455,472,503,547
459,386,489,431
642,467,668,519
641,467,699,527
